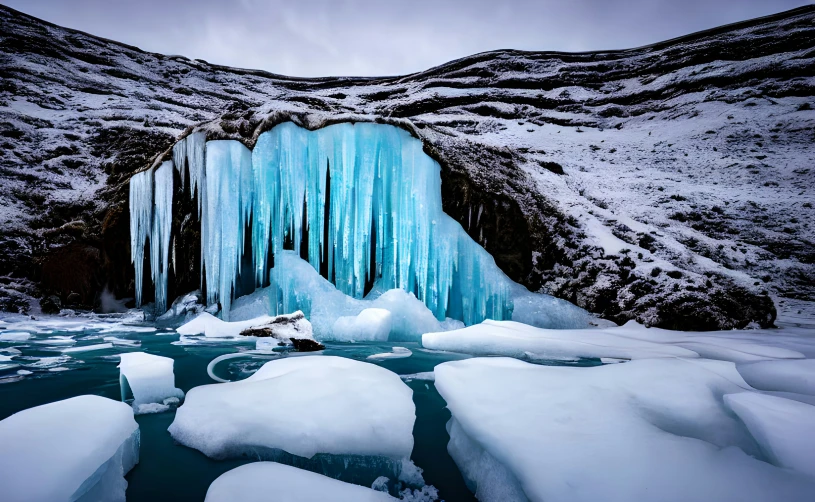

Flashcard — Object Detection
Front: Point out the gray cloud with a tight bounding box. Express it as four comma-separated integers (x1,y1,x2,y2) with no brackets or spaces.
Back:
4,0,812,76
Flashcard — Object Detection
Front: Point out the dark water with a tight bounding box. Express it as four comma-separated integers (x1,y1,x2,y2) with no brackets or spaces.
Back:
0,320,479,501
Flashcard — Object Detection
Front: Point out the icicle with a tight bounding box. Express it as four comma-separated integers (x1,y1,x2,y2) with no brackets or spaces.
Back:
132,122,514,325
151,161,174,313
172,138,186,192
129,168,153,307
203,141,253,320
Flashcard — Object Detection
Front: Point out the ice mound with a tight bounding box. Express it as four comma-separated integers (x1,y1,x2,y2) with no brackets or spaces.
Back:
332,308,393,342
736,359,815,396
119,352,184,414
724,392,815,477
434,357,815,502
169,355,415,460
177,311,314,343
205,462,396,501
232,251,466,341
423,319,697,360
0,395,139,502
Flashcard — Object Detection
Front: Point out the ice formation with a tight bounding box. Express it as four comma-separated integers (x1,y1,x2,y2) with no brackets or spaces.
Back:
736,359,815,396
434,357,815,502
168,356,415,460
132,121,590,327
0,395,140,502
332,308,393,342
118,352,184,414
205,462,396,502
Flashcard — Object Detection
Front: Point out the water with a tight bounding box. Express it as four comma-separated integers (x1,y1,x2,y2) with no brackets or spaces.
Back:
0,313,595,501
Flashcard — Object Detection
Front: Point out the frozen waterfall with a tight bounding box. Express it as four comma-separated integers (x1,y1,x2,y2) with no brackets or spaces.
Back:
130,122,545,324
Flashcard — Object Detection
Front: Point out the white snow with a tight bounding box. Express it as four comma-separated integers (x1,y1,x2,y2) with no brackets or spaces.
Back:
168,355,415,460
332,308,393,342
736,359,815,396
118,352,184,414
724,392,815,478
0,395,139,502
205,462,396,502
434,357,815,502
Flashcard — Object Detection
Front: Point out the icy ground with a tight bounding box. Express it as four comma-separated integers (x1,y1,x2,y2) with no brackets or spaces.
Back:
1,303,815,501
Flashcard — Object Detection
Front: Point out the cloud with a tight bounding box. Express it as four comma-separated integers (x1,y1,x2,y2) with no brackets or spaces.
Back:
4,0,811,76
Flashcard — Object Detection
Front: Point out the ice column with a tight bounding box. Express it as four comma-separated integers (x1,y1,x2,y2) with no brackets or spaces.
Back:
203,141,253,319
129,167,153,307
151,161,174,313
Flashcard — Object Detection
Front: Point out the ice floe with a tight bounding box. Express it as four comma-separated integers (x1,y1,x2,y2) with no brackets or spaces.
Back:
169,356,415,461
368,347,413,360
433,357,815,502
0,395,139,502
423,319,810,363
118,352,184,414
205,462,396,501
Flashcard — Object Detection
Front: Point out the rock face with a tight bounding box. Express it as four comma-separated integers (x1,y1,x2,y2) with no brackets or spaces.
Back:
1,5,814,328
239,311,316,346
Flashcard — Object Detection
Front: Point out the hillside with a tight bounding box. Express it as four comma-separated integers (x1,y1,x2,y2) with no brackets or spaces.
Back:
0,4,813,329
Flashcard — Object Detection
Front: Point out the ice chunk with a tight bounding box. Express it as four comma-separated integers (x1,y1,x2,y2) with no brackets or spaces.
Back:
434,357,815,502
368,347,413,360
0,331,31,341
0,395,139,502
369,290,446,341
332,308,393,342
169,356,415,460
157,290,205,324
61,342,114,353
118,352,184,414
205,462,396,501
399,372,435,382
423,319,697,360
736,359,815,396
724,392,815,477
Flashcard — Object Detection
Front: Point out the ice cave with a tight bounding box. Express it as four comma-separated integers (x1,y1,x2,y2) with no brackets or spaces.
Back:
130,122,587,330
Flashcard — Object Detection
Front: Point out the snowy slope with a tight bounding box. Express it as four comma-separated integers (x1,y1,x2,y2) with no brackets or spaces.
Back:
0,4,812,329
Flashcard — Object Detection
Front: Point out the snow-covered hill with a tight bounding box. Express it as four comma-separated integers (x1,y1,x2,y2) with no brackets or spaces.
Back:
0,4,812,329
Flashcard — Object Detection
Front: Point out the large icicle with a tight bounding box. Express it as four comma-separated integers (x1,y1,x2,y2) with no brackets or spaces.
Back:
129,167,153,307
151,161,174,313
203,141,253,320
133,123,518,325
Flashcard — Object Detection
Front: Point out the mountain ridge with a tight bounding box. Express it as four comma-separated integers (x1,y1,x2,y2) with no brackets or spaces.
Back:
1,4,812,329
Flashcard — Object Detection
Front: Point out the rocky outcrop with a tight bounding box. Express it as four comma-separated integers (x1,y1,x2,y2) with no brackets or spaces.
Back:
2,5,814,329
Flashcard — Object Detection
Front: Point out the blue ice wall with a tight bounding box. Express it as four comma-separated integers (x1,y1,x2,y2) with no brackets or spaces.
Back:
131,122,514,324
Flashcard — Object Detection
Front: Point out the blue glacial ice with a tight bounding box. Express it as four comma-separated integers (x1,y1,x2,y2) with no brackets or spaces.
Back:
131,122,590,328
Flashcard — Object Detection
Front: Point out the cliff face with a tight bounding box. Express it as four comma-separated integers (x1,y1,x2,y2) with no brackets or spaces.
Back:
1,4,813,328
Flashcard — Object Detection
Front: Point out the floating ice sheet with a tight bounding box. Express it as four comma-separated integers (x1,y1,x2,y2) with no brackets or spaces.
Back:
205,462,396,502
168,355,415,460
0,395,139,502
434,357,815,502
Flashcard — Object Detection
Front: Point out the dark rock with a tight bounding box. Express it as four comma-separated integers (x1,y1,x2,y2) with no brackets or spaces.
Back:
40,294,61,314
291,338,325,352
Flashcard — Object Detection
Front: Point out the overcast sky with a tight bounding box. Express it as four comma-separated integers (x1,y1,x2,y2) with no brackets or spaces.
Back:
4,0,812,77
